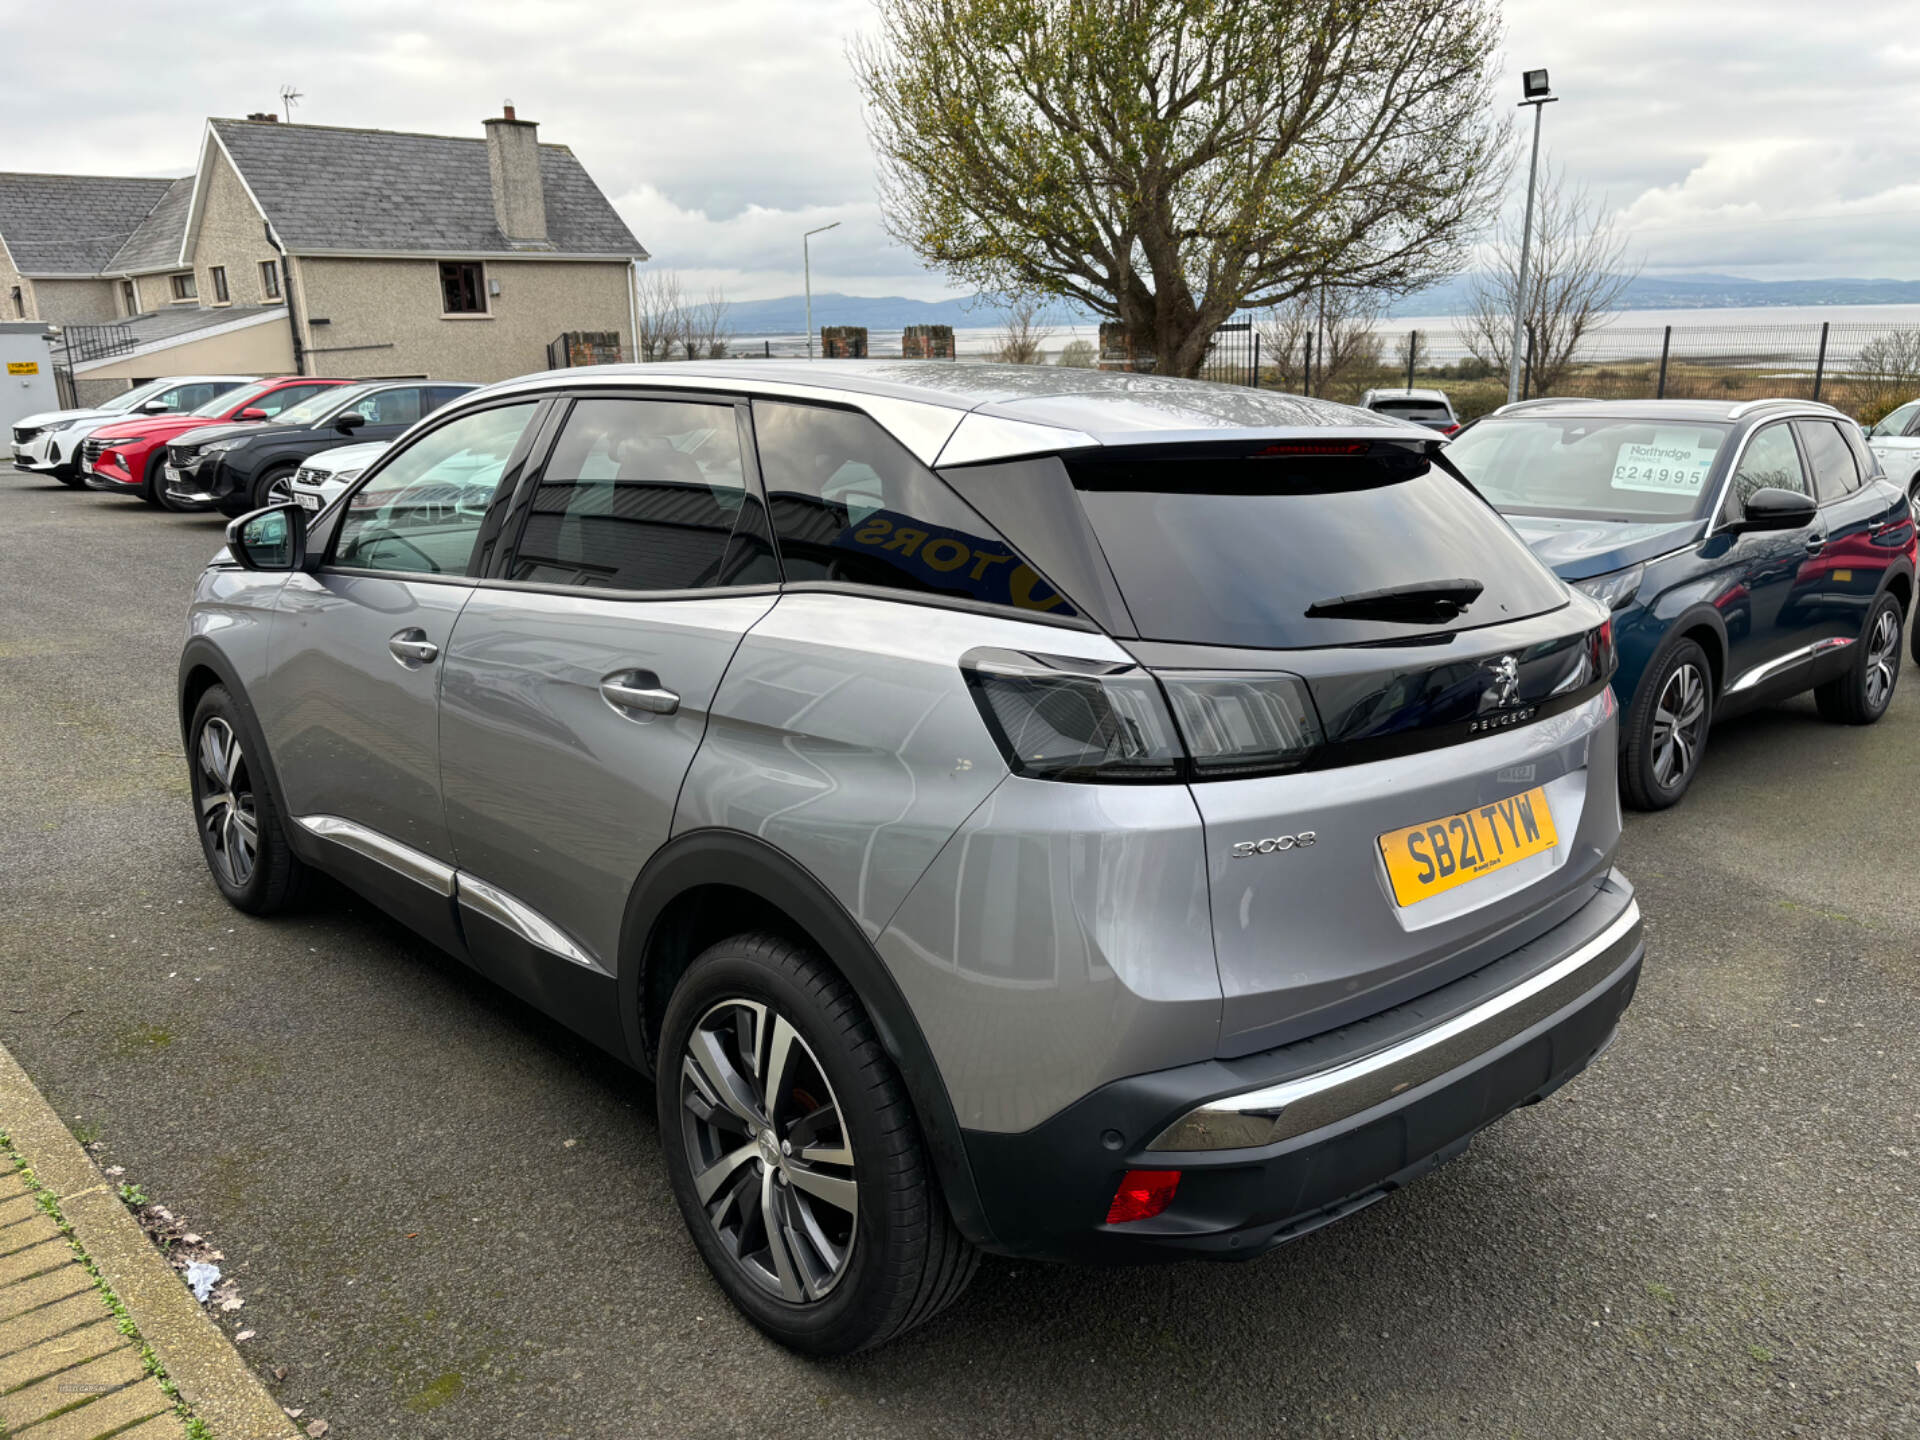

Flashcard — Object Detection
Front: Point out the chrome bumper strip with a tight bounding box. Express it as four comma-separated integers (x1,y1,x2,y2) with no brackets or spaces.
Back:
1148,899,1644,1152
455,872,603,973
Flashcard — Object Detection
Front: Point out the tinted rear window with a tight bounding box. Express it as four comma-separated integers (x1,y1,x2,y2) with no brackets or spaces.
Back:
1065,448,1567,648
1372,400,1452,422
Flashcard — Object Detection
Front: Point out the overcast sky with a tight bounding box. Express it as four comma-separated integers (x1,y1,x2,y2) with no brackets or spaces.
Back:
10,0,1920,300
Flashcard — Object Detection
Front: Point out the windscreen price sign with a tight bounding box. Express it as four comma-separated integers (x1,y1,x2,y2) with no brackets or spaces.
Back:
1610,436,1717,497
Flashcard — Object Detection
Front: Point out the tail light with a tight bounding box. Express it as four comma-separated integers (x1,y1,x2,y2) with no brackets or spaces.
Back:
1105,1169,1181,1225
1440,423,1461,437
961,650,1323,783
1589,617,1617,683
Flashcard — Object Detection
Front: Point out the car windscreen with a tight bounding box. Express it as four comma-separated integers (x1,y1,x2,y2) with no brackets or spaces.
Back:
1371,400,1452,423
1063,445,1567,648
188,380,274,417
1447,416,1732,520
99,380,174,413
273,384,375,428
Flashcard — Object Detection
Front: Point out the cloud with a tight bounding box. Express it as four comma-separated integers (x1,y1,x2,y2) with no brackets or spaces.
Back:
10,0,1920,298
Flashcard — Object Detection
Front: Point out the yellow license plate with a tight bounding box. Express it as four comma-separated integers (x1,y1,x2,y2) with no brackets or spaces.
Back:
1378,786,1558,906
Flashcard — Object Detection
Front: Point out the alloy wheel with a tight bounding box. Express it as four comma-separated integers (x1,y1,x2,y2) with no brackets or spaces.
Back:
195,717,259,888
678,998,858,1304
262,473,294,506
1650,661,1707,790
1865,606,1901,712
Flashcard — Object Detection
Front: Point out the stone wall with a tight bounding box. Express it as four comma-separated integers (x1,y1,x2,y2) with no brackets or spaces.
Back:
901,324,954,359
821,326,868,359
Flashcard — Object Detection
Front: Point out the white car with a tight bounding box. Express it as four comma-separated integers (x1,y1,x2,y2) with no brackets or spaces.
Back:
1864,399,1920,501
286,441,390,512
10,375,256,485
1359,386,1459,435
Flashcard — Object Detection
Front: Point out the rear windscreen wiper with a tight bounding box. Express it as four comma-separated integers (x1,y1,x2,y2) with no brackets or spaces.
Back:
1304,578,1484,622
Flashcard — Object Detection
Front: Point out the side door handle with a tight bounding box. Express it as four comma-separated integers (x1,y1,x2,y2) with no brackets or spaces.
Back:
1804,529,1828,554
600,670,679,716
388,628,439,666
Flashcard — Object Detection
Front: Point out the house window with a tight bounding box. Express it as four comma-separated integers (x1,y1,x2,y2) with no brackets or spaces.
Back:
170,272,197,301
210,266,229,303
8,286,21,319
439,261,486,315
259,261,281,301
121,280,137,315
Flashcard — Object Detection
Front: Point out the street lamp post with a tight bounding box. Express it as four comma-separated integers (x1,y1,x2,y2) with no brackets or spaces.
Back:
804,222,841,359
1506,68,1558,406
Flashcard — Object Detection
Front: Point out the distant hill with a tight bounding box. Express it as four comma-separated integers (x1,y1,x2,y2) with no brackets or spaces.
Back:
1388,272,1920,316
727,292,1094,334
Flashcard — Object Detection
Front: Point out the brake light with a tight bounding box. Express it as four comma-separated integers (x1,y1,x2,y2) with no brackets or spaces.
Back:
961,651,1324,783
1252,440,1369,458
1588,618,1617,683
1105,1169,1181,1225
1440,423,1461,437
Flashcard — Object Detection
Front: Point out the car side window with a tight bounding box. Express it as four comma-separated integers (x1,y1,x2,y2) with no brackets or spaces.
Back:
160,383,224,411
751,400,1075,616
1724,423,1809,521
343,388,424,426
253,384,325,417
1796,420,1860,503
1874,401,1920,439
332,402,538,577
507,398,773,591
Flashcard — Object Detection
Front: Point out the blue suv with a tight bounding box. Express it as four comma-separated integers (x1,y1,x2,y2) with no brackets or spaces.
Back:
1448,399,1916,809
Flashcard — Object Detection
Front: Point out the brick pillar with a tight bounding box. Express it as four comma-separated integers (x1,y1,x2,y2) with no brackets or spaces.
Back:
902,324,955,359
821,326,868,359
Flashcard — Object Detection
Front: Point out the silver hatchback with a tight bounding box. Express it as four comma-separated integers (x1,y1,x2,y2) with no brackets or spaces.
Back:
179,362,1644,1354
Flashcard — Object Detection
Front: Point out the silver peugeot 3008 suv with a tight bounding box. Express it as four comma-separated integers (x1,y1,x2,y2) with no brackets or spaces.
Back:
178,362,1643,1355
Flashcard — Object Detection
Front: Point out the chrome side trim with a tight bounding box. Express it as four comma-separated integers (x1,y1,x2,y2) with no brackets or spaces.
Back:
1147,900,1643,1152
294,814,456,896
1724,636,1852,695
455,872,603,973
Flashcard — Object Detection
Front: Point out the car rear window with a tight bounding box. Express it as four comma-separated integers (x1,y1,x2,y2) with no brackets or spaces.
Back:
1063,446,1567,648
1447,416,1732,520
1371,400,1452,423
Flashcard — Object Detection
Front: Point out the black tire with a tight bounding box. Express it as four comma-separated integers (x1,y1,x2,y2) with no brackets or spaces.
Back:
139,448,167,506
657,933,977,1355
249,464,298,513
187,685,306,915
54,463,86,489
1815,590,1903,725
1622,638,1713,811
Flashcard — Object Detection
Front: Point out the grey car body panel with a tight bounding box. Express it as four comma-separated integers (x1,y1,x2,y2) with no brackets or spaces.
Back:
438,587,779,974
876,774,1221,1133
674,590,1136,940
1192,691,1617,1056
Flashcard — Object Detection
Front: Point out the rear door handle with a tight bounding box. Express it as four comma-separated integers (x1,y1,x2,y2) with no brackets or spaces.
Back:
388,628,439,665
600,671,679,716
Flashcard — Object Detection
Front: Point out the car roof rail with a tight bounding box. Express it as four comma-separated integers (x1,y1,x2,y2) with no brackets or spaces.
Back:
1728,397,1848,420
1488,397,1569,416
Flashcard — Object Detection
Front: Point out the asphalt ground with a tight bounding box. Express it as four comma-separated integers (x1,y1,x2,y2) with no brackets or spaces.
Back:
1,473,1916,1439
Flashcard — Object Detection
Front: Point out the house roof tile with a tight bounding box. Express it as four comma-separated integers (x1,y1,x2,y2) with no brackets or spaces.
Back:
0,173,182,275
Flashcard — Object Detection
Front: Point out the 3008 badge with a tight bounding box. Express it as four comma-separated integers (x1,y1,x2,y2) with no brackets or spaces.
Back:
1230,832,1316,858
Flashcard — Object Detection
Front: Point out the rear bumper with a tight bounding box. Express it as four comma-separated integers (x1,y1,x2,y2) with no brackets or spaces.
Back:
961,870,1643,1262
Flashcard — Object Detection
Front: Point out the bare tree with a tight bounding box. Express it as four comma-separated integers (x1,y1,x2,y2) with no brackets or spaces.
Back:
1465,162,1637,394
1257,288,1386,396
992,297,1053,364
1054,337,1096,368
853,0,1509,378
1850,330,1920,424
633,269,687,362
683,286,733,360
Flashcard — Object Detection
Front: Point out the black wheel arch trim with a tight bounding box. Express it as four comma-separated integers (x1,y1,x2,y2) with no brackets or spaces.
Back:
176,639,310,865
618,827,996,1250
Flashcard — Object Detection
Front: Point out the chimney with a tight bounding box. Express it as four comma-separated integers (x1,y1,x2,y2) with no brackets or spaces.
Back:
483,102,548,247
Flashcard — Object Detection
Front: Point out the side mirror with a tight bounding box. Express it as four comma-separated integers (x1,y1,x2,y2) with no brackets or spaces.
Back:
236,407,269,422
138,399,171,414
1735,486,1818,532
333,411,367,435
225,502,307,572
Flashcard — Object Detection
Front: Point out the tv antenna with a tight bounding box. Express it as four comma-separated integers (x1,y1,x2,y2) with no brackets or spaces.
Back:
279,85,303,123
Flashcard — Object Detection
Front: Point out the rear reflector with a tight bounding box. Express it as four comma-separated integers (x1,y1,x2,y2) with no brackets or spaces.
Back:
1105,1169,1181,1225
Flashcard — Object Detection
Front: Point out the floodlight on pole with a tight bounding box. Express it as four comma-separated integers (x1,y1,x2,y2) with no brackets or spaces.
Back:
804,222,841,359
1506,69,1558,405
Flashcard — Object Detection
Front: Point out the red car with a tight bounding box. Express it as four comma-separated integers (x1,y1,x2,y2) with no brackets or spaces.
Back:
83,377,348,507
